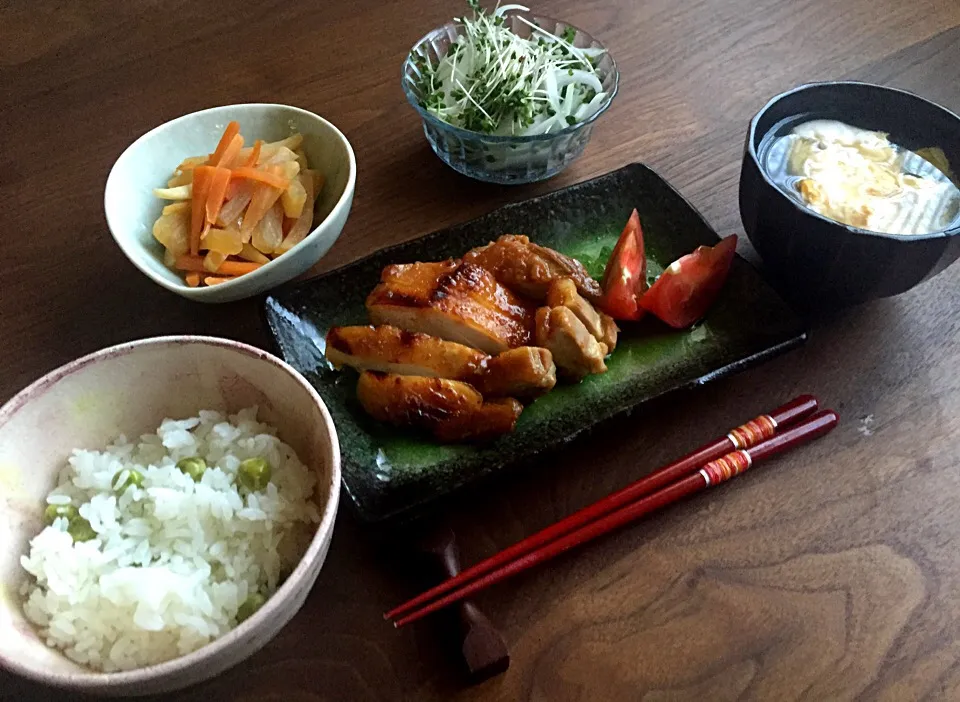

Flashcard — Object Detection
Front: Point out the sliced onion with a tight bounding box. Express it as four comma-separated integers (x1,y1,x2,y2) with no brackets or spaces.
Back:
494,4,530,17
579,47,607,58
543,70,560,112
522,114,560,136
561,84,577,118
556,69,603,94
574,91,607,121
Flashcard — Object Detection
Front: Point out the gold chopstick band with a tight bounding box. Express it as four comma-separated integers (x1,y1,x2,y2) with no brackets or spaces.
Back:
700,450,752,486
727,414,777,450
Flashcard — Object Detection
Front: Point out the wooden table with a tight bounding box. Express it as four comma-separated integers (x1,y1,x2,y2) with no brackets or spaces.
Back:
3,0,960,699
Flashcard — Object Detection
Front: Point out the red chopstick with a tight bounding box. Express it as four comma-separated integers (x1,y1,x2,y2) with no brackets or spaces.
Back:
390,408,838,628
385,394,818,623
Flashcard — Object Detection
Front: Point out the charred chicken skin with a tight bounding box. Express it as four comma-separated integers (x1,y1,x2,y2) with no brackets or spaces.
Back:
356,371,523,442
366,260,534,355
326,325,486,379
326,325,556,400
463,234,603,303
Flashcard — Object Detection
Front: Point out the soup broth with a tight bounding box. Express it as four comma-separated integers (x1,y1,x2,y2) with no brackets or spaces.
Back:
762,119,960,235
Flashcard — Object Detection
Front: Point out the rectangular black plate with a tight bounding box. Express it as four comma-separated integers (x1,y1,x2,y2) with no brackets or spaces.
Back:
264,163,806,523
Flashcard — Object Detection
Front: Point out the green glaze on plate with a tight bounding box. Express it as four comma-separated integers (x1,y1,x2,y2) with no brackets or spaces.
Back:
264,163,806,522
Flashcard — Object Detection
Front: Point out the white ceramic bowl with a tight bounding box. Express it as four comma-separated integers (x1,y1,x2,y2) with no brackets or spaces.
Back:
0,336,341,696
105,104,356,303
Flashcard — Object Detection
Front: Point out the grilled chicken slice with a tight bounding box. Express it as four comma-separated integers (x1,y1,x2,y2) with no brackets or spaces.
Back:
545,277,619,352
535,307,609,379
432,398,525,443
473,346,557,400
356,371,523,442
328,326,556,401
326,325,486,378
463,234,603,303
366,260,534,355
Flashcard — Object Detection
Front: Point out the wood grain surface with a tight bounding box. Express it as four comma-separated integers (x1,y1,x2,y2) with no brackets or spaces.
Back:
2,0,960,699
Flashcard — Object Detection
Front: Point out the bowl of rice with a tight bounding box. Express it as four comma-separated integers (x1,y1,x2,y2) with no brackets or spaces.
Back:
0,336,341,696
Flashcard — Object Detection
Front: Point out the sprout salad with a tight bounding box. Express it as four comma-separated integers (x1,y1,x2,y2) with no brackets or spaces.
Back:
410,1,609,136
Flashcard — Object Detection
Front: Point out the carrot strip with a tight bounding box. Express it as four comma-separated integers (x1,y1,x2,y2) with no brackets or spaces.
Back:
215,260,264,276
217,134,244,168
190,166,216,255
243,140,263,168
176,254,254,276
205,166,232,225
209,121,240,166
185,272,202,287
174,255,206,272
204,275,238,286
230,166,290,190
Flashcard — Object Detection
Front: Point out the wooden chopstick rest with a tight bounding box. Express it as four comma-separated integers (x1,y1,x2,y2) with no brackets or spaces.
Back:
420,526,510,682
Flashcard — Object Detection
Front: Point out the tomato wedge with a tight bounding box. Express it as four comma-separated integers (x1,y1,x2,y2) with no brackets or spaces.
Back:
598,209,647,320
639,235,738,329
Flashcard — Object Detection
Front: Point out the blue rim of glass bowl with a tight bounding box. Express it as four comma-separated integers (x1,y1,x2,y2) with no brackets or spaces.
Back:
400,15,620,144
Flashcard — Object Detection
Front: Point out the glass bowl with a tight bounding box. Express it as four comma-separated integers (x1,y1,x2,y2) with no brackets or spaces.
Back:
401,14,619,185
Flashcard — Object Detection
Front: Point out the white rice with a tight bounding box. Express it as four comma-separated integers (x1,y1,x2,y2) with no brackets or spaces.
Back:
19,407,320,672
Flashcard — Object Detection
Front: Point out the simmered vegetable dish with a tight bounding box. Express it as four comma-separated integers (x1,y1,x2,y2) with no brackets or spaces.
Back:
152,122,325,287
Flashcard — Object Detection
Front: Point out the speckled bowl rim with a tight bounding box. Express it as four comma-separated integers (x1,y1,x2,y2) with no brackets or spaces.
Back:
103,103,357,300
401,14,619,143
0,335,341,691
745,80,960,242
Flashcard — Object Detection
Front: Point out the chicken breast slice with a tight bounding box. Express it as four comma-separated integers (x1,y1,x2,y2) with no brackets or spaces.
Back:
433,398,525,443
366,260,534,355
327,326,556,400
545,277,619,352
356,371,523,442
326,325,486,378
534,306,609,379
463,234,603,302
